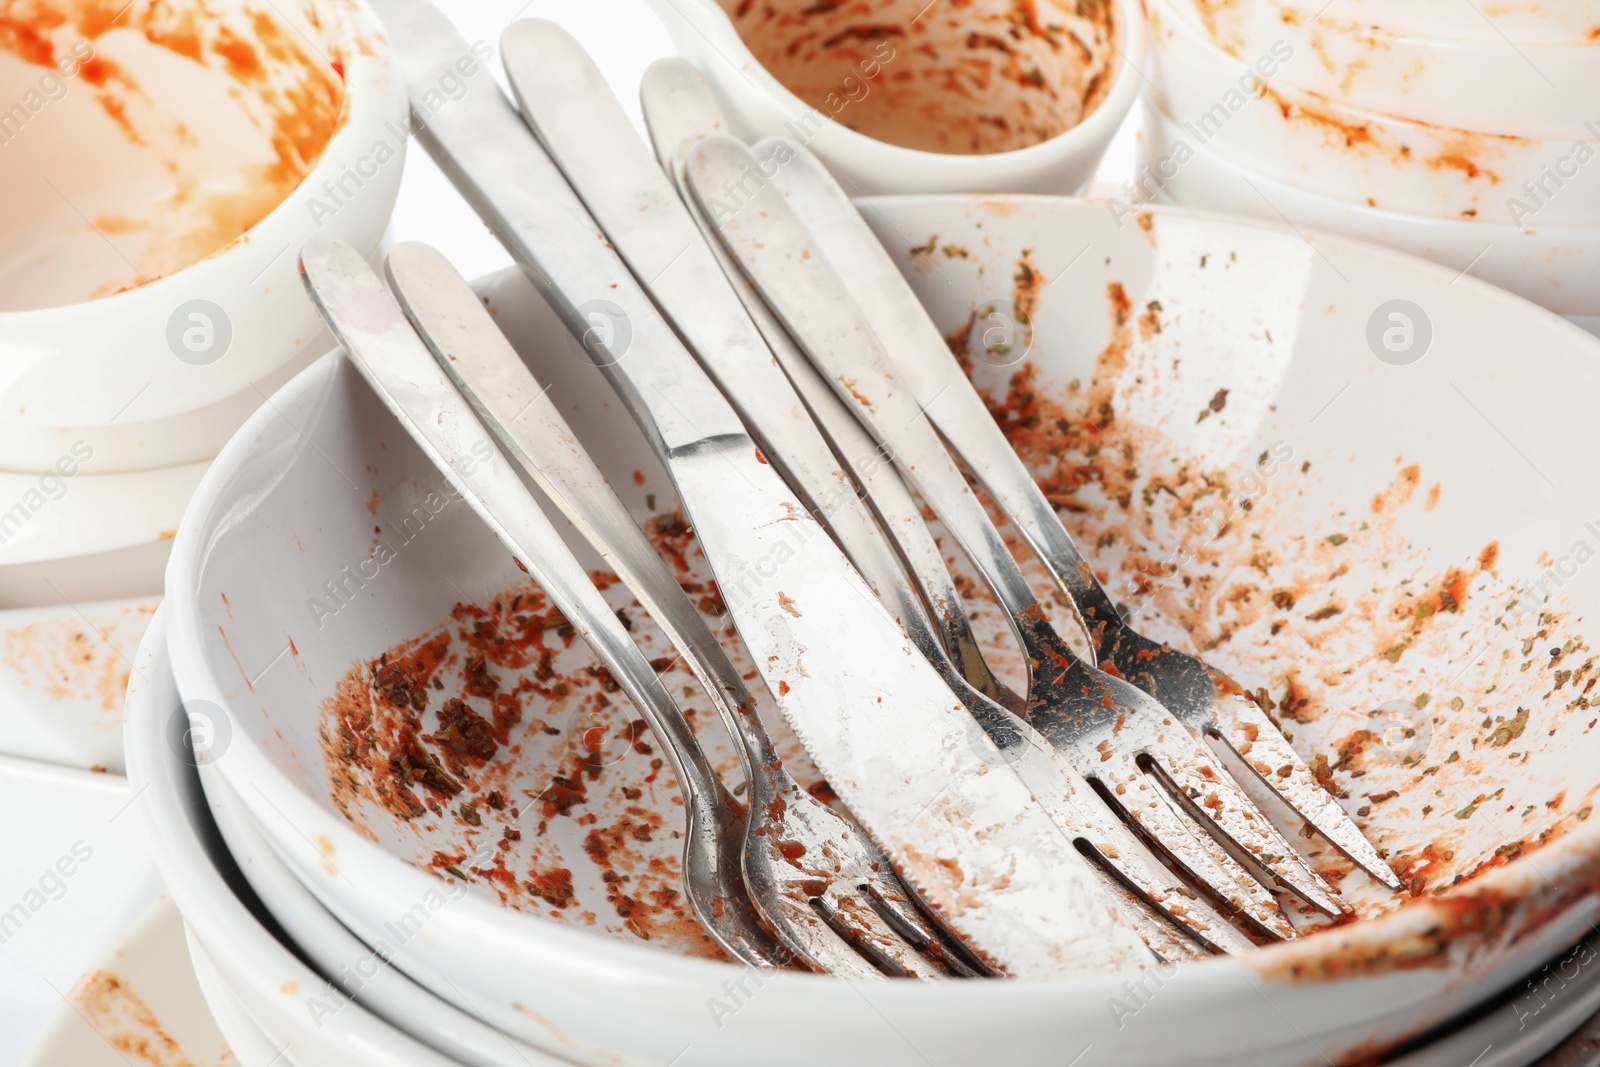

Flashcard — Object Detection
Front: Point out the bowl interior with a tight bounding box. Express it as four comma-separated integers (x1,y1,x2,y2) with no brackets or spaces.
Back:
176,195,1600,965
0,0,350,311
718,0,1120,154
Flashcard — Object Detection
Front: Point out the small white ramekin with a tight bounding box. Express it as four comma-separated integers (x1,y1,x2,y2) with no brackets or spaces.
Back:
0,0,406,475
645,0,1146,196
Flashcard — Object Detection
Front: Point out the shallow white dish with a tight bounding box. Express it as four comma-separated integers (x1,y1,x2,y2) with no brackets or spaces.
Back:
1147,5,1600,225
0,756,164,996
1140,101,1600,316
647,0,1145,195
0,460,206,610
0,596,159,770
21,897,234,1067
167,194,1600,1065
1153,0,1600,137
123,610,468,1067
0,0,405,474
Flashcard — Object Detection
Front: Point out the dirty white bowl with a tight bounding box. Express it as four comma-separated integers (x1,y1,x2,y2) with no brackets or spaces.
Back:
167,194,1600,1066
1184,0,1600,47
0,0,405,474
201,769,564,1067
647,0,1145,195
1139,102,1600,316
1154,0,1600,137
1147,4,1600,225
123,611,467,1067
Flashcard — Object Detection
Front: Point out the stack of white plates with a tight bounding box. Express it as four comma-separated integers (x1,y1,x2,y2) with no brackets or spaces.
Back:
143,196,1600,1066
1137,0,1600,333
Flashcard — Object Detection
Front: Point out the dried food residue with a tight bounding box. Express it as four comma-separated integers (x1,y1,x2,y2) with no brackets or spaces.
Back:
725,0,1117,154
0,0,349,307
68,968,233,1066
942,251,1597,944
319,518,824,959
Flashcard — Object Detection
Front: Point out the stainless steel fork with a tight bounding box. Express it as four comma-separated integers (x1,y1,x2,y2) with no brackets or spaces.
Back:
687,135,1349,919
298,236,788,971
384,240,973,979
632,58,1281,950
755,143,1403,895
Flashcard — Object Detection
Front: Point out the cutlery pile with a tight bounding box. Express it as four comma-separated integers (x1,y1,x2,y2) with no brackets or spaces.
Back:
317,0,1399,979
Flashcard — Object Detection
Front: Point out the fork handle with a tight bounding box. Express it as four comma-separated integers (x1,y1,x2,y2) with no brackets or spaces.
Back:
684,138,1055,653
381,242,785,784
764,144,1128,644
298,241,708,791
639,60,1022,714
503,25,958,691
669,156,1017,707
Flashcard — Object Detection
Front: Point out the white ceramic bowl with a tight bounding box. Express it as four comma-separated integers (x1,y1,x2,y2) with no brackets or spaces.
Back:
201,769,564,1067
123,610,469,1067
1139,101,1600,316
1154,0,1600,137
0,0,405,474
1184,0,1600,46
1147,4,1600,225
185,938,293,1067
646,0,1145,195
167,196,1600,1065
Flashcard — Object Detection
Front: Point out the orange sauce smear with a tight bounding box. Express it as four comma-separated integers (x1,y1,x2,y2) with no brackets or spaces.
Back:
0,0,346,296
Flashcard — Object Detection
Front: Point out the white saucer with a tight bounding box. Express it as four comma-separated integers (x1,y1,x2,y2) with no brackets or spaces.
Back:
0,596,160,771
0,460,207,610
21,897,231,1067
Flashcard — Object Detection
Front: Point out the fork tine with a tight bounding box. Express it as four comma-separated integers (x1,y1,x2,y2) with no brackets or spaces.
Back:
1211,691,1404,890
854,882,990,977
1084,863,1211,962
812,890,954,979
1134,721,1348,917
755,891,931,980
1058,767,1264,953
749,135,1396,905
1083,745,1300,940
984,716,1265,952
